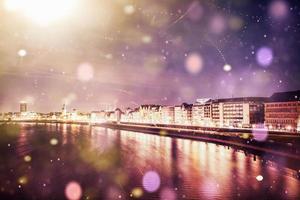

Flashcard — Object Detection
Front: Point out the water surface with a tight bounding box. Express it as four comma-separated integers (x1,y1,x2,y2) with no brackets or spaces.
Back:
0,123,299,199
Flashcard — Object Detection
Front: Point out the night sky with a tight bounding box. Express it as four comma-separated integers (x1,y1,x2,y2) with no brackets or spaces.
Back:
0,0,300,112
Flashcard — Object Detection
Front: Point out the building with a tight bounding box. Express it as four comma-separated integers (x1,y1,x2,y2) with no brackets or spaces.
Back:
130,108,140,123
139,105,162,123
20,101,27,113
91,111,106,123
121,108,133,122
115,108,122,123
192,99,212,126
210,97,267,128
174,103,193,125
161,106,175,124
265,90,300,132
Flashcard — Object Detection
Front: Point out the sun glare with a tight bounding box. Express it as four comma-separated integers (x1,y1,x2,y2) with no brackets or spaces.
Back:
4,0,77,26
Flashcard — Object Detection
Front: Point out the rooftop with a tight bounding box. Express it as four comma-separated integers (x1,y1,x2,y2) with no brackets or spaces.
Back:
212,97,268,103
269,90,300,102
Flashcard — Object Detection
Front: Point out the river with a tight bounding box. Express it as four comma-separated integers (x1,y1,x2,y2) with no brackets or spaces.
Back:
0,123,299,199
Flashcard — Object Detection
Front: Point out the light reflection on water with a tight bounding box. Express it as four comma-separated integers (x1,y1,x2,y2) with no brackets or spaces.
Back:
1,123,300,200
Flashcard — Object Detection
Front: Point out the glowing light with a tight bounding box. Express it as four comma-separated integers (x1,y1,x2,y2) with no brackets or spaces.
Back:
65,181,82,200
256,175,263,181
269,0,289,20
160,187,176,200
105,54,113,59
159,130,168,136
124,5,135,15
18,49,27,57
77,63,94,82
142,171,161,193
252,128,268,142
241,133,249,139
223,64,232,72
131,187,143,198
4,0,21,11
50,138,58,146
185,53,204,74
18,176,28,185
256,47,273,67
142,35,152,44
4,0,77,26
24,155,32,162
269,125,273,129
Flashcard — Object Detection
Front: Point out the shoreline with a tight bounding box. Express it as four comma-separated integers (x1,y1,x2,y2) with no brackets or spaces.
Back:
98,122,300,178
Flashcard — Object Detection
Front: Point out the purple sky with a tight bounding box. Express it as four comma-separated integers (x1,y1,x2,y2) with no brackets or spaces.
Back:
0,0,300,112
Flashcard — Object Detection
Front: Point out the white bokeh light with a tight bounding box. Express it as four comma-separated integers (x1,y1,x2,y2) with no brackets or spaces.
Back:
18,49,27,57
77,63,94,82
142,35,152,44
223,64,232,72
124,4,135,15
256,175,263,182
4,0,77,26
4,0,21,11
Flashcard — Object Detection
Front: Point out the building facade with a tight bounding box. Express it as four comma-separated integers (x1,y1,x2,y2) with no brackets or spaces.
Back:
174,103,193,125
161,106,175,124
192,98,212,126
210,97,266,128
265,90,300,132
139,105,162,123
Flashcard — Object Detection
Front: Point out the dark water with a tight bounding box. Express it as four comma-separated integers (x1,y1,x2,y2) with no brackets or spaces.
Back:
0,123,300,200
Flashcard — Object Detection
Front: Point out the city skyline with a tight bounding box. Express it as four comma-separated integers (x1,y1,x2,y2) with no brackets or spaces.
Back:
2,89,299,132
3,88,299,113
1,0,300,112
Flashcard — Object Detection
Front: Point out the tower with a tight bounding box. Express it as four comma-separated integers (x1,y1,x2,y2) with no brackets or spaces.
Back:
20,101,27,113
62,103,67,116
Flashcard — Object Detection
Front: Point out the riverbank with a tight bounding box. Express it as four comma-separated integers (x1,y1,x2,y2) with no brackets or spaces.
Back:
96,122,300,174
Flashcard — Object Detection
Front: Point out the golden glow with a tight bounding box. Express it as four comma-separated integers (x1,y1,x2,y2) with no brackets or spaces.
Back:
4,0,77,26
24,155,32,162
131,187,143,198
18,176,28,185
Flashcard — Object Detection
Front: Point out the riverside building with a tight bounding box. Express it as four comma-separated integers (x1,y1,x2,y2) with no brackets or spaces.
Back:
210,97,267,128
265,90,300,132
192,98,212,126
174,103,193,125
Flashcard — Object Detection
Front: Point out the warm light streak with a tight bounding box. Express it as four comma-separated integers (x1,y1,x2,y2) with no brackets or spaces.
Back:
4,0,77,26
